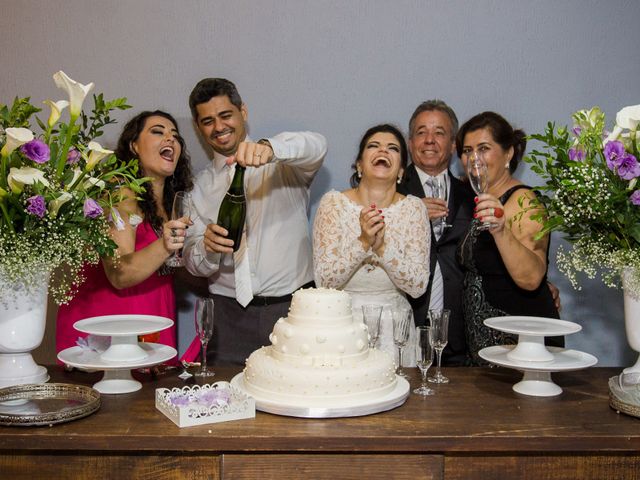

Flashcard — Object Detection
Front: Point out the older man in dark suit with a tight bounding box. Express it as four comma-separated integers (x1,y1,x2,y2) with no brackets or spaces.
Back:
398,100,474,366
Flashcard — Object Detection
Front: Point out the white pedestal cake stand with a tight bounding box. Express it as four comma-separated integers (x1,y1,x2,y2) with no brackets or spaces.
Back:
230,373,410,418
479,316,598,397
57,315,176,394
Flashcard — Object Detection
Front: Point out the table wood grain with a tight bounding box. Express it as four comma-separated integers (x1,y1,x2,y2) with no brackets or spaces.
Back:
1,366,638,479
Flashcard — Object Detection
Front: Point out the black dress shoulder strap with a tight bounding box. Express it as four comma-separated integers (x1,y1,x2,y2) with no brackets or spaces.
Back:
499,185,532,204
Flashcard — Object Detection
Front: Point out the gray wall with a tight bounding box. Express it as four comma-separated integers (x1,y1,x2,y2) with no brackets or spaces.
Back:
2,0,639,366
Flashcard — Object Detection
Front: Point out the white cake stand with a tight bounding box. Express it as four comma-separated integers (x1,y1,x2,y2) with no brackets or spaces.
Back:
57,315,176,394
479,316,597,397
230,373,410,418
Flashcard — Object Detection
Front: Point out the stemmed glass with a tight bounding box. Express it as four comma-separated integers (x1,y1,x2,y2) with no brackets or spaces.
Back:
165,191,192,267
194,297,215,378
362,304,383,348
413,326,435,396
465,151,493,230
428,309,451,384
431,175,451,234
392,306,412,378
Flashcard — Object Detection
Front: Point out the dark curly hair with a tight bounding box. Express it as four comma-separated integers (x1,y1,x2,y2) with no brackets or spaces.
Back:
114,110,193,233
350,124,408,188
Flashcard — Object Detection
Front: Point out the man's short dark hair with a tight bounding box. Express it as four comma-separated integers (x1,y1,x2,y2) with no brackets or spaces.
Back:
188,78,243,120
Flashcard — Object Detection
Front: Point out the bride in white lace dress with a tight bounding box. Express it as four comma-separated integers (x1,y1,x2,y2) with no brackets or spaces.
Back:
313,124,430,366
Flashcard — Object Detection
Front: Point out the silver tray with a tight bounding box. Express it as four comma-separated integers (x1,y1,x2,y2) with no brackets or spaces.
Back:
231,373,410,418
0,383,101,427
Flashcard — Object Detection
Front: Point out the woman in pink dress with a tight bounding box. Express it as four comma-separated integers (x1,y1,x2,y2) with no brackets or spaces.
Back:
57,110,197,362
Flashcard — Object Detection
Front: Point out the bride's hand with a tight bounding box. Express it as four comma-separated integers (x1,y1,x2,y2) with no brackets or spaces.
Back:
358,204,385,252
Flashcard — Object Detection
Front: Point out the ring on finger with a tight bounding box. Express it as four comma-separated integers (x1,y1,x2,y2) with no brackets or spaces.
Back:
489,207,495,216
170,228,177,237
494,207,504,218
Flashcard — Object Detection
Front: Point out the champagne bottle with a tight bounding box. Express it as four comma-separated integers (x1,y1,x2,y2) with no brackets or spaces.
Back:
216,165,246,252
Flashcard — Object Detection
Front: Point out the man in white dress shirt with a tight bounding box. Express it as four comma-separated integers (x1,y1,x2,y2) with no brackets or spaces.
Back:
184,78,327,365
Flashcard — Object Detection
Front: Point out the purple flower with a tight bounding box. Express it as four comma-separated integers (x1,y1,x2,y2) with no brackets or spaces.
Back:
67,148,81,165
83,198,103,218
617,152,640,180
572,126,582,137
604,140,626,170
630,190,640,206
196,389,231,408
568,147,585,162
26,195,46,218
19,139,50,164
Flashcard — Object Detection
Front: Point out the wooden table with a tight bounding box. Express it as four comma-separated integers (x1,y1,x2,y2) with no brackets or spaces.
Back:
0,366,638,479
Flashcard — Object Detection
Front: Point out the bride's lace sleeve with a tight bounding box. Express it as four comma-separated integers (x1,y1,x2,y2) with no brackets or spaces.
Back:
313,191,370,289
377,196,431,298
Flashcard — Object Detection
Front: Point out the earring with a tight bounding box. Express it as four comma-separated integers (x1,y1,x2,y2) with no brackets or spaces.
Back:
505,163,509,169
397,175,402,184
357,169,362,178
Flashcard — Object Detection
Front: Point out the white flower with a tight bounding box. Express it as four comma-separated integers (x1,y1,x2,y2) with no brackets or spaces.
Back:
83,176,105,190
86,141,113,170
110,207,126,231
1,127,34,156
7,166,50,194
605,104,640,143
616,104,640,130
43,99,69,128
52,71,94,119
67,168,84,190
48,191,73,217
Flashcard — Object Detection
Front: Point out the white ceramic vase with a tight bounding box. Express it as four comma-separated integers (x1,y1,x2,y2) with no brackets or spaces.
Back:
0,272,50,388
622,268,640,382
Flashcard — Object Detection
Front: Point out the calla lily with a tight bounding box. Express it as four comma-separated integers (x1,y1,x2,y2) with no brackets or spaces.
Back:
86,141,113,170
48,191,73,217
83,176,105,190
605,105,640,143
616,105,640,130
1,128,34,157
66,168,84,191
52,71,94,119
7,166,50,194
43,99,69,127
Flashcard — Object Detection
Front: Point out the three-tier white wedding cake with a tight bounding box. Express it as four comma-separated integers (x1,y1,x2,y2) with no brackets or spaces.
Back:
238,287,398,409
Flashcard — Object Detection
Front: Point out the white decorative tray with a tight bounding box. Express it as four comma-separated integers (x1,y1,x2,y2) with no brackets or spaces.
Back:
155,382,255,427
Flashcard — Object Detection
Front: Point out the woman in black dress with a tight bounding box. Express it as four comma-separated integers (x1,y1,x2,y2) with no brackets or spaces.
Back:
456,112,559,365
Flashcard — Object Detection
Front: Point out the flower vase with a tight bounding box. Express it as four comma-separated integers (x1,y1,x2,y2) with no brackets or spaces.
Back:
609,268,640,418
0,273,50,388
622,268,640,380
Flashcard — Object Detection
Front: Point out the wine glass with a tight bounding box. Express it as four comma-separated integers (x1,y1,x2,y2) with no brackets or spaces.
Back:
194,297,215,378
465,151,493,231
392,306,412,378
165,191,192,267
413,326,435,396
362,304,383,348
431,175,451,233
428,309,451,384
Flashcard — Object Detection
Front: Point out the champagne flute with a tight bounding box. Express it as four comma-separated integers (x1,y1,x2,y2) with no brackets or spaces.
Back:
392,306,412,378
431,175,452,233
165,191,192,267
466,152,493,231
362,304,383,348
428,309,451,384
194,297,215,378
414,326,435,396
